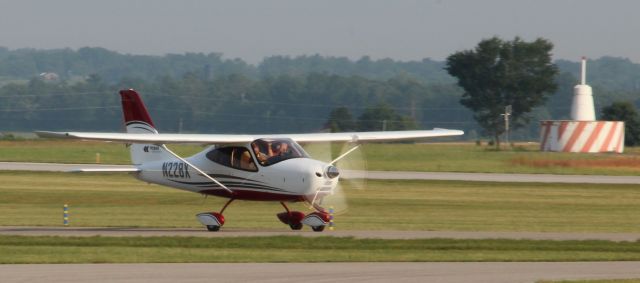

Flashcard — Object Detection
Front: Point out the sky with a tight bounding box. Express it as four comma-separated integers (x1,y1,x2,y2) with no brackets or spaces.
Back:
1,0,638,64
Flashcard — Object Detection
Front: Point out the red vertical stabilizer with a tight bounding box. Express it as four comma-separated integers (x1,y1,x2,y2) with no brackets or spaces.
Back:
119,89,155,127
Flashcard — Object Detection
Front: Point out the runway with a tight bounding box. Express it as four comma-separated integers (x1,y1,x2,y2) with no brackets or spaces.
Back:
2,226,640,241
3,163,640,282
347,170,640,184
3,161,640,184
2,262,640,283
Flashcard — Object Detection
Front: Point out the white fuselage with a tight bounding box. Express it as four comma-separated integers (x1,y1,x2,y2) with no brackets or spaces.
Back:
134,143,337,202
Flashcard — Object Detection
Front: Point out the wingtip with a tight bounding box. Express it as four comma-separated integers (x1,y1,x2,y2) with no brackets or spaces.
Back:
433,128,465,136
35,131,76,139
35,131,60,138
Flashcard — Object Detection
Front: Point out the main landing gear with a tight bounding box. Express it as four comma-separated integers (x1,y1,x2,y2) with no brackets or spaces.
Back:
277,202,330,232
277,202,305,230
196,198,234,232
197,199,331,232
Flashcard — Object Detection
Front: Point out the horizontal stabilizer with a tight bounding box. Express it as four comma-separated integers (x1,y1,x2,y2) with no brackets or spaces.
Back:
68,168,141,173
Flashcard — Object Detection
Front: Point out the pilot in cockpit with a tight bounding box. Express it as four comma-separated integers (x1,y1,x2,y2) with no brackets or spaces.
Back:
270,141,290,156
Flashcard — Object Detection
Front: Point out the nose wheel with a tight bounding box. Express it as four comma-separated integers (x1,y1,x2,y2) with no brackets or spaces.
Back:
277,202,330,232
206,225,221,231
301,212,330,232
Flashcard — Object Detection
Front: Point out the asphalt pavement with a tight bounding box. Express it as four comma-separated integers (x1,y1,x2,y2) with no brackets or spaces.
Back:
2,226,640,242
2,262,640,283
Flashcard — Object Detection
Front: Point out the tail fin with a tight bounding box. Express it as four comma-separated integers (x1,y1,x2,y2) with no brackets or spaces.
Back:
120,89,156,130
119,89,172,165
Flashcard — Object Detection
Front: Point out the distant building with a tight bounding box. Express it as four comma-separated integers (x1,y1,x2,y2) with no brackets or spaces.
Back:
39,72,59,81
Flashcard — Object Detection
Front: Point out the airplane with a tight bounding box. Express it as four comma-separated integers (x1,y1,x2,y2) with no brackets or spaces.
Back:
36,89,464,232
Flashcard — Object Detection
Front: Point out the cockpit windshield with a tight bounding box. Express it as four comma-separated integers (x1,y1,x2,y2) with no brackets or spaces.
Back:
251,138,308,166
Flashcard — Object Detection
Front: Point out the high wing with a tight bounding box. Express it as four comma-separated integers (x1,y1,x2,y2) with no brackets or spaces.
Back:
35,128,463,144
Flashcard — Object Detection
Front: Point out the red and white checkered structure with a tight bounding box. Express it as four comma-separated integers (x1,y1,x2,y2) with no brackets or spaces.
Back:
539,120,625,153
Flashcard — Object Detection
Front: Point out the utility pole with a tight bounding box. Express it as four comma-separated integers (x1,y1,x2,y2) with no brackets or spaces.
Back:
500,105,512,146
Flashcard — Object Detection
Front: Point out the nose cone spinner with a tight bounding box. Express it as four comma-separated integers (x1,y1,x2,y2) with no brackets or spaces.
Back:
326,165,340,179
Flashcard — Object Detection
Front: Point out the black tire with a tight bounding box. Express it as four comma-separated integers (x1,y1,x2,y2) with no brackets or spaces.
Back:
206,225,220,232
311,225,325,232
289,223,303,230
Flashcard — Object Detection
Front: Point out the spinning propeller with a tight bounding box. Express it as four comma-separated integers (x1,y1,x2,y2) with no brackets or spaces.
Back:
304,141,367,216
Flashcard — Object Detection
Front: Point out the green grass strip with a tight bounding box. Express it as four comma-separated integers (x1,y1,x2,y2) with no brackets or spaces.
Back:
2,235,640,263
3,171,640,232
3,140,640,175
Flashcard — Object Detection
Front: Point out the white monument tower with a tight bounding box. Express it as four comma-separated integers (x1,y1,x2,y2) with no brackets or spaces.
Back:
539,56,625,153
570,57,595,121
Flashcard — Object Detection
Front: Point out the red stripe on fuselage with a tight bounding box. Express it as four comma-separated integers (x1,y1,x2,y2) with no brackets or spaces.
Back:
200,189,306,202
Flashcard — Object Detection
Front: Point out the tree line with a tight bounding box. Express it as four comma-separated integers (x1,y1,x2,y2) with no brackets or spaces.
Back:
0,47,453,85
0,73,462,134
0,46,639,141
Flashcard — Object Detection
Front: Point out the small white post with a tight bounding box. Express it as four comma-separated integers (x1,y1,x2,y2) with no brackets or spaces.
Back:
580,56,587,85
501,105,512,146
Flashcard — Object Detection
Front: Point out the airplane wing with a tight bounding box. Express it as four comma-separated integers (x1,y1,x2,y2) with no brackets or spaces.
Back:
35,128,463,144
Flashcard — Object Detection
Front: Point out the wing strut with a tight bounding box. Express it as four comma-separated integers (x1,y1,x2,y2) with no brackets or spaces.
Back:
160,145,234,195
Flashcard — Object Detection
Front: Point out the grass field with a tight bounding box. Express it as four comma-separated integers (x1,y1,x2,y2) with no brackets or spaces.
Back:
2,140,640,175
0,140,201,165
0,140,640,175
1,236,640,263
2,168,640,264
2,171,640,232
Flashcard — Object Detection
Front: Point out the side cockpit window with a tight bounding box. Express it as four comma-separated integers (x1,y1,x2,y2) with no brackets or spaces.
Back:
206,146,257,172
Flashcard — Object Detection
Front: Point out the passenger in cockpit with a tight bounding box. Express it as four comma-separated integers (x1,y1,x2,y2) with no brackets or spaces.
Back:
252,139,302,166
239,149,257,171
